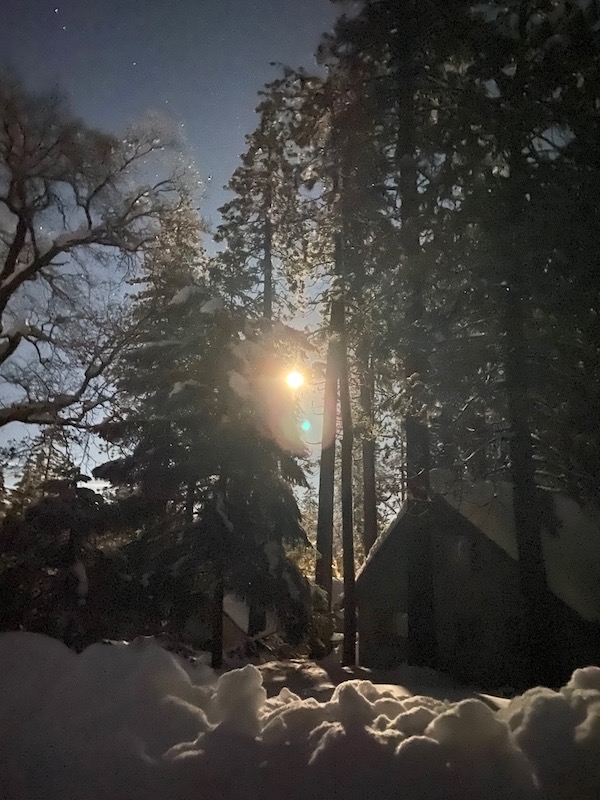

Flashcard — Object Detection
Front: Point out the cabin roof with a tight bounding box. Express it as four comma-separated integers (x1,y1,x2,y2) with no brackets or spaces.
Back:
356,496,485,608
357,489,600,622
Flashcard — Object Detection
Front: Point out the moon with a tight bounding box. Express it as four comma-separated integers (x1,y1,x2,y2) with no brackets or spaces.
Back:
286,371,304,389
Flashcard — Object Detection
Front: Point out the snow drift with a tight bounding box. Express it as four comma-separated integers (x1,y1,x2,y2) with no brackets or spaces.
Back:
0,633,599,800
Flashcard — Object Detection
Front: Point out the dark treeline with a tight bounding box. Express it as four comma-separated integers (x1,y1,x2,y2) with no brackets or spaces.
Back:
218,0,600,682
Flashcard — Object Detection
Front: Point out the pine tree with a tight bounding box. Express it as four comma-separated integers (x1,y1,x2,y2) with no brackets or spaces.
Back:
10,428,82,508
95,195,310,665
470,0,599,685
214,70,317,318
315,0,476,666
290,0,600,683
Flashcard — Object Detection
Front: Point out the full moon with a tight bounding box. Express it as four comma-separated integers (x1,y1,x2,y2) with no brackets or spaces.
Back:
286,371,304,389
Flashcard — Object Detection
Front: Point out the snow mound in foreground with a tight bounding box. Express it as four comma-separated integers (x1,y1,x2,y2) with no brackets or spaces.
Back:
0,633,599,800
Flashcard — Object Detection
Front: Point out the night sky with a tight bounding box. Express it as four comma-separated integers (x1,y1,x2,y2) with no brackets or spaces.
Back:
0,0,342,455
1,0,339,226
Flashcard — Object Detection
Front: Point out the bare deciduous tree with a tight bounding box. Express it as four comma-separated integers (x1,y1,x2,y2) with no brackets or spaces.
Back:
0,74,188,428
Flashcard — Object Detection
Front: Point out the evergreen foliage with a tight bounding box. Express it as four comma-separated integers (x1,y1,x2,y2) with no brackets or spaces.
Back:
93,194,312,658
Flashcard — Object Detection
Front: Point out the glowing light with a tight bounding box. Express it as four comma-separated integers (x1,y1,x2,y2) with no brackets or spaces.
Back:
301,419,312,432
286,371,304,389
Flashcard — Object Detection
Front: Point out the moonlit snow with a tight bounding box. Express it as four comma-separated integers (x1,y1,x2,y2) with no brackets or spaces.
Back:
1,632,599,800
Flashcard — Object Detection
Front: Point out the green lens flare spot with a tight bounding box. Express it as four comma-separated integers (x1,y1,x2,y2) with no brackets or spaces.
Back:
301,420,312,432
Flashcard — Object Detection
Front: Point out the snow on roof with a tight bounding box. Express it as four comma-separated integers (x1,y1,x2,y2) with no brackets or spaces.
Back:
223,594,250,633
1,631,599,799
362,471,600,621
429,470,600,621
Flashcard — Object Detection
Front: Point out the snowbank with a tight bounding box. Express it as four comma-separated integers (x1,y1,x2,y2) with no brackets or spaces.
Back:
0,632,599,800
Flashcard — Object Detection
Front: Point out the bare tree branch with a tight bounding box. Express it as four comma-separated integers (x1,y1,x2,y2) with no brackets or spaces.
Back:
0,74,190,431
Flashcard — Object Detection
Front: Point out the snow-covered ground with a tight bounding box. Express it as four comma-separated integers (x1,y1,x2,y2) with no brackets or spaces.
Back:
1,632,599,800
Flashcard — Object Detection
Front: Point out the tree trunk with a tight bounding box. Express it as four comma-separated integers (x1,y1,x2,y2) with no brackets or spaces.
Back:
248,205,272,631
504,278,557,686
315,299,342,608
406,503,436,668
248,605,266,637
339,320,357,666
500,23,557,685
210,574,224,669
211,479,228,670
263,213,273,321
400,157,430,502
394,9,430,500
405,416,431,500
184,481,195,524
394,5,435,666
437,407,457,471
359,342,378,554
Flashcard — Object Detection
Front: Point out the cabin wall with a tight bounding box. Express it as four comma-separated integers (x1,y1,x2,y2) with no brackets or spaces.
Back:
358,604,407,669
431,525,528,687
549,594,600,681
357,499,600,687
357,517,530,684
357,526,409,669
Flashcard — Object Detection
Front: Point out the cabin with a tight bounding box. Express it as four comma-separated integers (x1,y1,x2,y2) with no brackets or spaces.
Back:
356,477,600,688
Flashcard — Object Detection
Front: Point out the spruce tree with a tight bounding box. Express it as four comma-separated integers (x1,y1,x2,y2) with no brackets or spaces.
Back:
95,195,310,664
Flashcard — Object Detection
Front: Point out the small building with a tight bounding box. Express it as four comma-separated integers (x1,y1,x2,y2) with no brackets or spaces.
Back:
356,481,600,689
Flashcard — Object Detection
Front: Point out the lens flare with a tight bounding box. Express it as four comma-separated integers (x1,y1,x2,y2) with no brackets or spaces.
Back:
301,419,312,432
286,371,304,389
